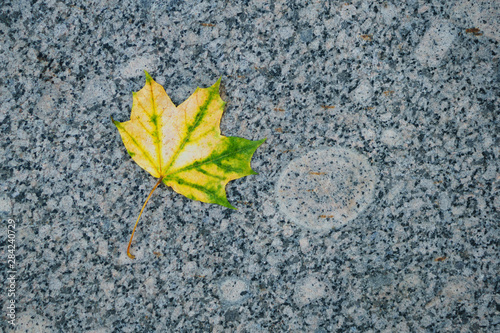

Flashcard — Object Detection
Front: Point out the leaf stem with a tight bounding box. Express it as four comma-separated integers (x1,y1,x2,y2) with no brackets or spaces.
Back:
127,177,163,259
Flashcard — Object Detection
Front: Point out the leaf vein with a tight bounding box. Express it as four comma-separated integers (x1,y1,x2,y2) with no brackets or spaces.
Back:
167,142,256,177
149,81,163,175
163,90,216,173
169,177,222,201
118,125,160,174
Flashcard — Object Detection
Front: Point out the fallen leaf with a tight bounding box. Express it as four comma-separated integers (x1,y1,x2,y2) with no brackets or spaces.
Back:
465,28,483,36
112,72,265,258
360,34,373,41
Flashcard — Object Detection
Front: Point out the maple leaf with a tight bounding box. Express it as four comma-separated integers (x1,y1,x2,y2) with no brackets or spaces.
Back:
112,72,265,258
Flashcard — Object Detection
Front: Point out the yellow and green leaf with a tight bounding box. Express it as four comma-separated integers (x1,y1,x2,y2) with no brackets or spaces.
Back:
112,72,265,258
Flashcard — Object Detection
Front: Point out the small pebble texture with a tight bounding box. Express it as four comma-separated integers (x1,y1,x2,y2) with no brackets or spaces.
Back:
1,0,499,332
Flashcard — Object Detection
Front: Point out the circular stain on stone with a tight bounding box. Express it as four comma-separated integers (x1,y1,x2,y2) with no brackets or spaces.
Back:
294,276,327,307
276,147,376,231
219,278,250,304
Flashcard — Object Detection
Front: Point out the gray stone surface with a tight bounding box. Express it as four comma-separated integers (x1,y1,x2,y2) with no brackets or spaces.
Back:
1,0,498,332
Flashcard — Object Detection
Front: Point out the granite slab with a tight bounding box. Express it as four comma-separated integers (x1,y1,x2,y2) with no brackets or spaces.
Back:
0,0,498,332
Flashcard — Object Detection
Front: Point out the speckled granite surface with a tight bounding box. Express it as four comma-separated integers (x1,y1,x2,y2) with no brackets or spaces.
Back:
1,0,499,332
